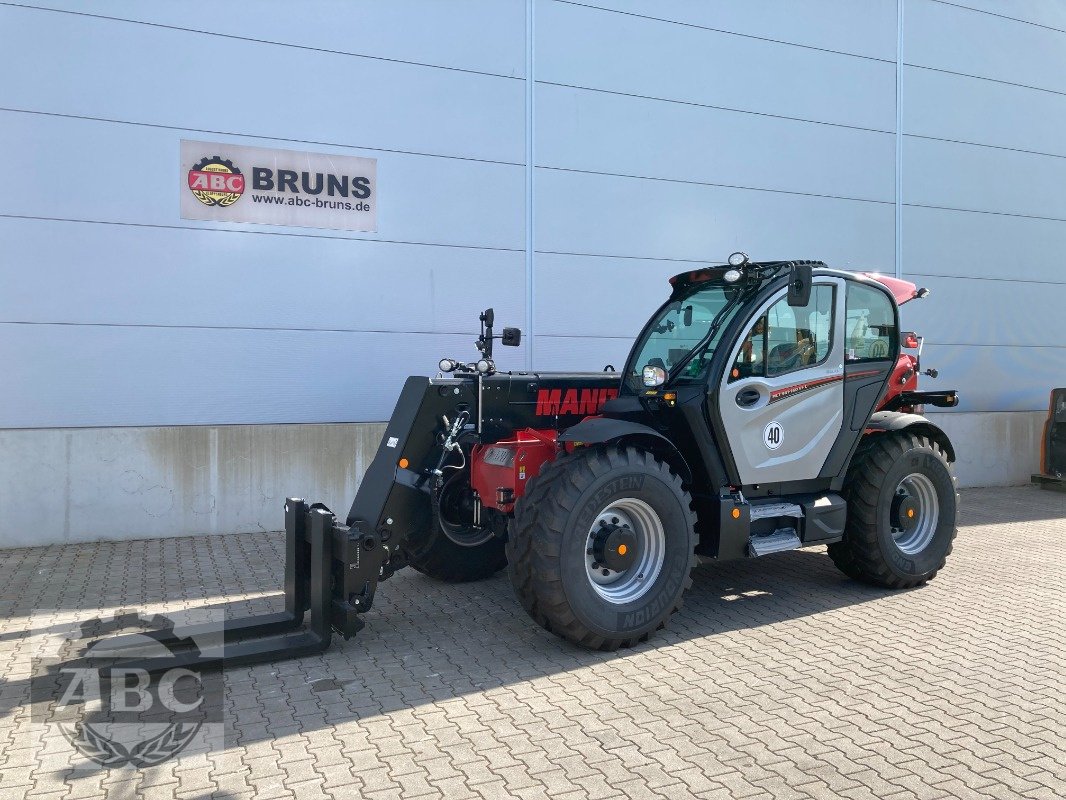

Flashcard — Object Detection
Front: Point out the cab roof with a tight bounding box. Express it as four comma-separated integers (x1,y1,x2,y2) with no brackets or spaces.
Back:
667,261,922,306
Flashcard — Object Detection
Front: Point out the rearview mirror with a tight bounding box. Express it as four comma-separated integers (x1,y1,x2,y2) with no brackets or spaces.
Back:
501,327,521,346
682,305,693,327
787,263,813,307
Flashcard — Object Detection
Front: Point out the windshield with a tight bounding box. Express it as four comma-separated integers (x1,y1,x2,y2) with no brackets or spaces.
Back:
625,282,743,392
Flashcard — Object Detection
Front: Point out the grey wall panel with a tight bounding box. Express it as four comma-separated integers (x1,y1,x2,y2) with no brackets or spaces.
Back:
903,136,1066,219
906,0,1066,94
588,0,896,60
0,218,525,334
537,83,894,201
0,324,526,428
900,275,1066,348
24,1,526,78
536,0,896,132
533,334,631,374
926,1,1066,31
533,253,677,338
915,342,1065,412
535,170,895,268
901,206,1066,282
0,113,525,250
0,5,524,164
904,65,1066,157
4,0,1058,439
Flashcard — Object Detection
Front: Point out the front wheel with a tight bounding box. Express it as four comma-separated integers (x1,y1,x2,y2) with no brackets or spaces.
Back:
507,446,697,650
405,470,507,583
829,432,958,588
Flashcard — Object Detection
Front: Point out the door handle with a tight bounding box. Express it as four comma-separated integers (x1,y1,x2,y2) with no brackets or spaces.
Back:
736,388,761,408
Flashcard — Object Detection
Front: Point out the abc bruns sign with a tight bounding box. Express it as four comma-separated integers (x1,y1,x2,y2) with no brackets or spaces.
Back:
180,139,377,232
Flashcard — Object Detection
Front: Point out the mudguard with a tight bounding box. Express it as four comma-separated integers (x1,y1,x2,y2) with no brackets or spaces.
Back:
557,417,693,482
866,411,956,462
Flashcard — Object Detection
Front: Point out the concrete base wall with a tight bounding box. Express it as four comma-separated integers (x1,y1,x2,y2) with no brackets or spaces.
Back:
0,423,386,548
927,410,1046,489
0,411,1047,548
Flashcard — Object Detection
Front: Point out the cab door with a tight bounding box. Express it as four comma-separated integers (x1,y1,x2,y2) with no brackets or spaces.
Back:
717,279,845,486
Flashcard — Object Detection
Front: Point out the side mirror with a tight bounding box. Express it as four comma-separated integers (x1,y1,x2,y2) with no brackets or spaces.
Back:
787,263,813,307
501,327,521,347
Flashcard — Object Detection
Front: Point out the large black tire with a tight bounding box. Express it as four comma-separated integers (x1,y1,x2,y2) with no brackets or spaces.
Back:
404,471,507,583
506,446,697,650
829,432,958,588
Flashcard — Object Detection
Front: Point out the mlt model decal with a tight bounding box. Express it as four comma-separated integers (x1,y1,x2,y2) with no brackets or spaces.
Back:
769,375,842,404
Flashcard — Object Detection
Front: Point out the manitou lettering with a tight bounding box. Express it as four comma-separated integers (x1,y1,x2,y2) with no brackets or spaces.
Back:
535,387,618,416
252,167,371,198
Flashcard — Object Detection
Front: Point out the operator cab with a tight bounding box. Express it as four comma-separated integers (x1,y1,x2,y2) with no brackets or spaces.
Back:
603,254,910,503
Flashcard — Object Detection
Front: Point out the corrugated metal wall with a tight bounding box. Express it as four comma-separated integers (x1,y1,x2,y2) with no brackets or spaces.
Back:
532,0,897,372
899,0,1066,412
2,0,1064,429
0,0,529,427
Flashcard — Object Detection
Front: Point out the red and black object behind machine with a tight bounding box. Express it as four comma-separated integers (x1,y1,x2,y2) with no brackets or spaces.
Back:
1033,388,1066,491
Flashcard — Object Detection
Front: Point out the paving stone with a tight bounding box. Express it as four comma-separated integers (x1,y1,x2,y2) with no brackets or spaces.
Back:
2,487,1062,800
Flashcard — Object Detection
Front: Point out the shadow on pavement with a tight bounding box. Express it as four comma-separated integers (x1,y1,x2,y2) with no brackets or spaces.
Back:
1,482,1062,779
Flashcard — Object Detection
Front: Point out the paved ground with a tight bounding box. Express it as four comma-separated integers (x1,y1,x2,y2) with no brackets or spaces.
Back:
0,485,1062,800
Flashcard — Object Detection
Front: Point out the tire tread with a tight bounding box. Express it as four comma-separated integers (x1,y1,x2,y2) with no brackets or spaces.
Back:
829,432,958,588
507,446,697,651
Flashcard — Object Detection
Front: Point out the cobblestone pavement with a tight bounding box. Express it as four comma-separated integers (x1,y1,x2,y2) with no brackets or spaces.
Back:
0,485,1062,800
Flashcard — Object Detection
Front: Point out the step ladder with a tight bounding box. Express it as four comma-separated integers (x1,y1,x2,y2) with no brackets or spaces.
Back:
747,501,803,557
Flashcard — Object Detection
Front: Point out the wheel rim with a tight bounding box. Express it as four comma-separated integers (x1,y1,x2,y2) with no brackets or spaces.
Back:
891,472,939,555
437,473,494,547
585,497,665,604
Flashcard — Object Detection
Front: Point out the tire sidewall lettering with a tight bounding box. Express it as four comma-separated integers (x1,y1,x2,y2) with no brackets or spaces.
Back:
878,444,956,576
563,468,690,637
578,474,646,521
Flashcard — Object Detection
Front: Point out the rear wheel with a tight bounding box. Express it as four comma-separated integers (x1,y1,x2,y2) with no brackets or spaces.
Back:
829,432,958,588
507,446,697,650
405,470,507,583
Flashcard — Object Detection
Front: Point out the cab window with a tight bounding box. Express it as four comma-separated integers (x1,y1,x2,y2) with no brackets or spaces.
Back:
845,283,896,362
731,285,835,381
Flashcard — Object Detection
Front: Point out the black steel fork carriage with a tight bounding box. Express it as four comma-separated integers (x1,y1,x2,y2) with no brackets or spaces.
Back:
76,499,386,673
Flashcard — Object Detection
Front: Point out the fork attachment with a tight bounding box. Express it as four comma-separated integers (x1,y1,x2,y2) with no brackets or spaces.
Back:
73,498,386,673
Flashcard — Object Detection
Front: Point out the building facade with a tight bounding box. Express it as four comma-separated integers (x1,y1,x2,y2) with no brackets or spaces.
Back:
2,0,1064,546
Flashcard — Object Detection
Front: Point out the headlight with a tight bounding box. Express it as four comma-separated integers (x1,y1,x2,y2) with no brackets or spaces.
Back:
476,358,494,374
642,365,666,387
723,269,742,283
439,358,457,373
728,251,748,267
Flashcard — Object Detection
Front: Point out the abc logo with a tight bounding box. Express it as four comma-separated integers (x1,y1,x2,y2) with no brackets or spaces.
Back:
187,156,245,207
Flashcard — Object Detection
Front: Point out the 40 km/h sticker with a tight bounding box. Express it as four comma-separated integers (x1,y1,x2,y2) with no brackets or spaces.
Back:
763,421,783,450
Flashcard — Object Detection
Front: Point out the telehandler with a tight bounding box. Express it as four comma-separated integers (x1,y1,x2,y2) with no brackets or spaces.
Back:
98,254,960,668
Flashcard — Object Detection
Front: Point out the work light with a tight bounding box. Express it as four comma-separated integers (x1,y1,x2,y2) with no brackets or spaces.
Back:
642,365,666,387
